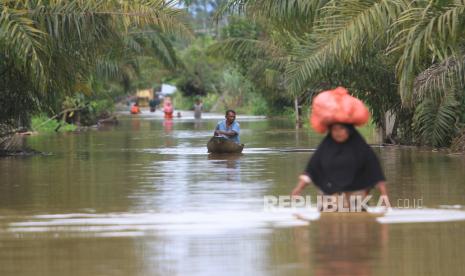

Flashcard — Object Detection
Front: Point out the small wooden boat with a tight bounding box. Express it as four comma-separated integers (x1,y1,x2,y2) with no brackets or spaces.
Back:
207,136,244,154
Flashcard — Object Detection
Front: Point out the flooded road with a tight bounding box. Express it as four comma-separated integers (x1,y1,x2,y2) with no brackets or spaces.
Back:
1,111,465,275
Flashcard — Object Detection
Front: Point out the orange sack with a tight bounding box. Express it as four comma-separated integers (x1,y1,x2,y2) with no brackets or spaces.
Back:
310,87,370,133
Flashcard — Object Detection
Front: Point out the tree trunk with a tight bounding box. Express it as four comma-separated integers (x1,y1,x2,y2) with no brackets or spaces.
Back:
295,96,303,129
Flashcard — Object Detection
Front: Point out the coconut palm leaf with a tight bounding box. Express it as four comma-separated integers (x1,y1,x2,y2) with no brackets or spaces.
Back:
210,38,287,68
1,0,191,132
217,0,325,32
389,0,465,103
286,0,406,95
413,91,459,147
0,4,47,88
413,55,465,100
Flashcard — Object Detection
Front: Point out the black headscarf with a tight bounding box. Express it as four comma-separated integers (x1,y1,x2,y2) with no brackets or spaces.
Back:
304,124,385,194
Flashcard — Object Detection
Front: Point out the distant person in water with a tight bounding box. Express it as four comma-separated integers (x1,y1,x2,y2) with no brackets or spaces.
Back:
149,96,160,112
163,97,174,119
130,102,141,114
291,123,389,211
214,110,240,143
194,98,203,119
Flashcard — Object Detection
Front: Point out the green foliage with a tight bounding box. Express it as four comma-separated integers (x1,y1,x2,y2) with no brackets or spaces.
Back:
1,0,190,132
175,37,224,97
5,0,465,150
218,0,322,34
173,92,195,110
213,0,465,148
220,16,261,39
201,93,220,111
413,93,460,148
172,92,220,112
211,20,297,114
249,95,269,115
182,0,227,33
31,115,77,133
80,99,116,126
220,69,251,107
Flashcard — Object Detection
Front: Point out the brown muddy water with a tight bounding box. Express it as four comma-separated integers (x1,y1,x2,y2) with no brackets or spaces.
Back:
1,110,465,275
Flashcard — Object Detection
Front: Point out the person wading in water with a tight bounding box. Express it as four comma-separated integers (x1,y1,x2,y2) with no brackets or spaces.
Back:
291,87,389,211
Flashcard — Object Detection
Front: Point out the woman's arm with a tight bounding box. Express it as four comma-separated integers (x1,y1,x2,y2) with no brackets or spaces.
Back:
377,181,388,196
291,174,311,196
375,181,391,208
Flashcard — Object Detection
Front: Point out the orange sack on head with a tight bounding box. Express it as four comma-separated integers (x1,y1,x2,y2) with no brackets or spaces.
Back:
310,87,370,133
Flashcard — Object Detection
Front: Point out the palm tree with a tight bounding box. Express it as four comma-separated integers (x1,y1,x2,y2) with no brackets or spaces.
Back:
0,0,191,129
218,0,465,147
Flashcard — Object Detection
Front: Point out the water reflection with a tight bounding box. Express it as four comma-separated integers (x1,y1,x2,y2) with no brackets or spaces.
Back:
194,119,204,130
310,214,388,276
2,115,465,275
163,118,173,134
0,237,143,276
131,118,141,131
208,153,242,181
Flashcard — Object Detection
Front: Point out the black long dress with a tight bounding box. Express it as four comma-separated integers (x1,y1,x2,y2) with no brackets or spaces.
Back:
304,124,385,195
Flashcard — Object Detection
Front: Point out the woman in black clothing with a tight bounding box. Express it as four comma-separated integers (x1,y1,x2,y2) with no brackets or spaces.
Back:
291,123,389,210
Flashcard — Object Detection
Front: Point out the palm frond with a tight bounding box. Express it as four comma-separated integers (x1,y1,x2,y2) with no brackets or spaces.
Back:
0,6,48,90
389,0,465,103
210,37,286,67
413,91,459,147
145,31,179,69
413,55,464,100
97,0,193,39
286,0,406,95
216,0,325,33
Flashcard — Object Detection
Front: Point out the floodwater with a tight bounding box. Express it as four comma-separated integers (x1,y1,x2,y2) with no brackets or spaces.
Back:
1,110,465,275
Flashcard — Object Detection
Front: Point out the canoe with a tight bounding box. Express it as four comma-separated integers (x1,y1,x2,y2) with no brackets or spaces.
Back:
207,136,244,154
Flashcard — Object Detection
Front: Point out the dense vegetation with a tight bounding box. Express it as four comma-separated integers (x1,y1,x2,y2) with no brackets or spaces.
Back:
211,0,465,149
2,0,465,151
0,0,189,139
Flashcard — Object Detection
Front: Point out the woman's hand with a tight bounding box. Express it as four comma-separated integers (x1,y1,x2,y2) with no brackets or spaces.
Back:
291,186,304,197
291,175,311,197
376,181,391,208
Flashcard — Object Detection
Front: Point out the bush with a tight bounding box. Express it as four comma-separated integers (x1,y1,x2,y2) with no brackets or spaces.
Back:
80,99,115,126
172,92,194,111
31,114,77,133
201,93,219,112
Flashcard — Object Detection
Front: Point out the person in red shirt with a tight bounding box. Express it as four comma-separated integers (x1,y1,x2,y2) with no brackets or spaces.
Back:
130,102,141,114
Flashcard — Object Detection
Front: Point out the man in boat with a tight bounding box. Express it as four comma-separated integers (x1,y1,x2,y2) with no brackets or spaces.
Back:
214,109,240,143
